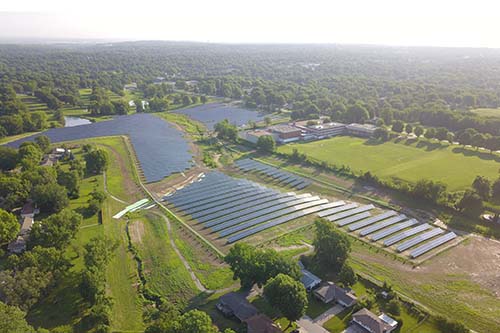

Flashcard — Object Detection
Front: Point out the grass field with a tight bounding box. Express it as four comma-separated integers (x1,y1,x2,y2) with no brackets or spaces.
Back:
278,136,500,191
471,107,500,119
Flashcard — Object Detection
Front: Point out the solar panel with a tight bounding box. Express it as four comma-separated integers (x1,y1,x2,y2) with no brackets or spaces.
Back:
275,172,296,182
329,205,375,223
179,186,269,212
168,179,242,203
200,193,299,225
396,228,445,252
288,178,306,188
264,168,284,177
219,199,326,237
281,176,300,185
189,190,276,218
336,211,372,226
348,211,398,231
171,182,259,208
409,232,457,258
383,223,432,246
211,196,319,232
318,203,358,218
295,181,311,190
358,215,407,236
370,219,419,242
167,175,232,200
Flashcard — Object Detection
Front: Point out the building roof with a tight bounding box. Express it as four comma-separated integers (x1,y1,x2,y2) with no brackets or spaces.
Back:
245,314,282,333
218,292,258,321
379,313,398,328
352,308,393,333
247,129,272,137
300,269,322,290
314,282,357,306
269,125,301,134
20,216,34,234
346,123,378,130
21,202,35,216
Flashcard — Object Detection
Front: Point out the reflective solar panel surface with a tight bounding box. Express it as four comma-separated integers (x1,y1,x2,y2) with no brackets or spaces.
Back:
318,203,358,218
409,232,457,258
383,223,432,246
334,212,371,226
396,228,444,252
7,113,193,183
348,211,398,231
359,215,407,236
370,219,419,241
328,205,374,222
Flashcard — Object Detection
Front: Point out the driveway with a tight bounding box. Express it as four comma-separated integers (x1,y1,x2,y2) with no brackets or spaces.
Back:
313,304,344,325
298,316,330,333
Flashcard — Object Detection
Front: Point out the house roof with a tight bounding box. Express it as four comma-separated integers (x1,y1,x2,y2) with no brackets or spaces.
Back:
313,282,357,306
218,292,258,321
21,202,35,215
300,269,321,289
352,308,392,333
20,216,34,233
244,314,282,333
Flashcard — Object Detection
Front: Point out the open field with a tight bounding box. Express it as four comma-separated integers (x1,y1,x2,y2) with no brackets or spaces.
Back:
278,136,500,191
471,107,500,119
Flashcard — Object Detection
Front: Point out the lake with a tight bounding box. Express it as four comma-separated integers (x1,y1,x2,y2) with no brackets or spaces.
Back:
174,103,265,130
7,114,193,183
64,116,92,127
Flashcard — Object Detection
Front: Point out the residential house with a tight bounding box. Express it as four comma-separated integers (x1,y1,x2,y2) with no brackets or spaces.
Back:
8,202,38,253
244,314,282,333
216,292,258,322
351,308,398,333
313,282,357,307
299,262,322,291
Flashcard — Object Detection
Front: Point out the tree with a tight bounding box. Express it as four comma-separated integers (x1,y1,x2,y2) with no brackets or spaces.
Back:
264,116,272,126
472,176,491,200
0,267,52,311
405,124,413,134
0,301,35,333
424,128,436,139
414,126,424,137
166,310,218,333
256,135,276,152
85,149,109,174
0,209,19,246
225,243,300,288
214,119,237,141
57,169,80,198
435,127,449,141
345,103,369,123
472,133,486,149
32,182,69,213
493,178,500,202
264,274,308,329
18,142,42,169
338,264,357,287
412,179,447,204
373,127,389,141
386,299,401,316
313,219,351,271
29,208,82,249
456,190,483,217
391,120,404,133
0,146,18,171
34,135,51,152
88,189,107,215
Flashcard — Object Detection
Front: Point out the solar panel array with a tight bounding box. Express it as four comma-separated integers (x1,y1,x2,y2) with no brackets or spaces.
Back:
235,158,311,190
164,171,458,257
164,172,331,243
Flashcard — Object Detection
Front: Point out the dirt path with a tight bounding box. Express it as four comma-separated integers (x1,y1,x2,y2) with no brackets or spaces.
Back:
103,171,129,204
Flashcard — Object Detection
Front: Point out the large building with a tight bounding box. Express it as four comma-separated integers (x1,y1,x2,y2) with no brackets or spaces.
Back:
346,123,378,137
268,125,302,143
239,129,273,144
294,120,346,139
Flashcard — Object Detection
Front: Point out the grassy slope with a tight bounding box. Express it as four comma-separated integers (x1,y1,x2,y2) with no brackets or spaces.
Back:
470,107,500,119
278,136,500,191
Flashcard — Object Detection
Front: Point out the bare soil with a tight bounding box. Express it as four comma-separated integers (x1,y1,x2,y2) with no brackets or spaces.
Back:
129,220,145,244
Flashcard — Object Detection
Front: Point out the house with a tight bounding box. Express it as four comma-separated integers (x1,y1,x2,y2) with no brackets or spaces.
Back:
345,123,378,137
299,263,322,291
216,292,258,322
21,201,39,218
351,308,398,333
244,314,282,333
7,215,34,254
40,153,58,167
313,282,357,307
268,125,302,143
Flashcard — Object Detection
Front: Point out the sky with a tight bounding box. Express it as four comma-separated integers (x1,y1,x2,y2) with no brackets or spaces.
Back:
1,0,500,48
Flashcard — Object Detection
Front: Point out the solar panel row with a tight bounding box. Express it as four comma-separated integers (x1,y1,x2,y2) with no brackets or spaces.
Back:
236,158,311,189
396,228,444,252
318,203,358,218
409,232,457,258
383,223,432,246
211,195,319,232
348,211,398,231
170,180,255,206
370,219,419,241
359,215,407,236
334,212,372,226
329,205,375,223
219,199,327,237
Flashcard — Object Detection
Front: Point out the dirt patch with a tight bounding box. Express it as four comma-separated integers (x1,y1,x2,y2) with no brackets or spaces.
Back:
129,220,145,244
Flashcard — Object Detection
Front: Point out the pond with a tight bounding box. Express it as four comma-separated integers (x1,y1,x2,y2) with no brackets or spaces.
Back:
174,103,265,130
7,114,193,183
64,116,92,127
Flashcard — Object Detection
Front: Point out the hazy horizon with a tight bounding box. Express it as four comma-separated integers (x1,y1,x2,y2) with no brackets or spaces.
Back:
1,0,500,48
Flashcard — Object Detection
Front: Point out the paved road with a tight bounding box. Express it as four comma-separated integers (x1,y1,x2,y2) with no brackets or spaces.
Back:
298,316,330,333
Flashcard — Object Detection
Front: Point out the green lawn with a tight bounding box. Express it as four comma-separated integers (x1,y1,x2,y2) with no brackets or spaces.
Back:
470,107,500,119
278,136,500,191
